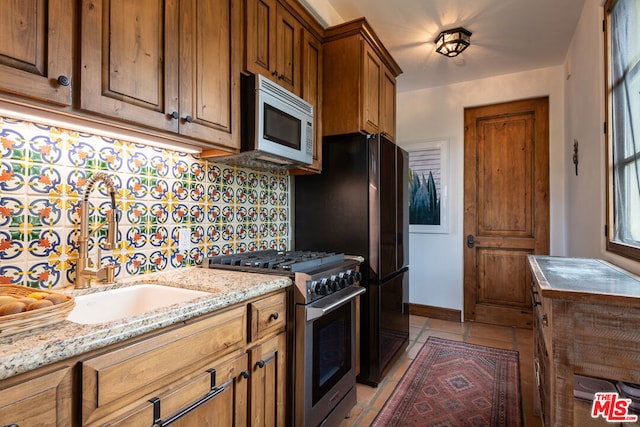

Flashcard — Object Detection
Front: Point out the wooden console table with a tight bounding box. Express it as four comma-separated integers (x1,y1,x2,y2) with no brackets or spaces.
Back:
528,256,640,426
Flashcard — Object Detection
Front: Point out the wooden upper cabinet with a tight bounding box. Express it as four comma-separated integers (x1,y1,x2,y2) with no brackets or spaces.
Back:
0,0,74,106
80,0,240,151
380,65,397,140
362,43,382,134
323,18,401,141
245,0,302,95
290,29,323,174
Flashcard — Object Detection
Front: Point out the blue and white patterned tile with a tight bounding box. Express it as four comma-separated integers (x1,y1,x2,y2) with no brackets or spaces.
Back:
0,125,28,161
26,259,62,289
0,195,26,228
0,160,27,192
0,228,25,262
28,134,64,165
0,264,25,286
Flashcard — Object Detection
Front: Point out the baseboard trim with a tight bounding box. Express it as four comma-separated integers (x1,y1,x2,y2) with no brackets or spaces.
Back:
408,303,461,322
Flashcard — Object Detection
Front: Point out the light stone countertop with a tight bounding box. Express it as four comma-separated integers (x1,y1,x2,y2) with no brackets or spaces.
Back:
528,255,640,304
0,267,291,381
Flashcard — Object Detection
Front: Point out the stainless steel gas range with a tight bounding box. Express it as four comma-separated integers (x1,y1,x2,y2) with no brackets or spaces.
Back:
206,250,365,427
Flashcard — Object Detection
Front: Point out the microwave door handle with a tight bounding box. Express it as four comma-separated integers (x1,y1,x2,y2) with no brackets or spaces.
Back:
306,286,366,321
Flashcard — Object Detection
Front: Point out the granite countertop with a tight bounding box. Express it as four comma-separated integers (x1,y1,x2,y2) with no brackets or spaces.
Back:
528,255,640,304
0,267,291,381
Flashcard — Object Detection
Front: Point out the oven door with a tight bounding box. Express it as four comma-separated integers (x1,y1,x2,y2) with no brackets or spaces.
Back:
295,286,365,427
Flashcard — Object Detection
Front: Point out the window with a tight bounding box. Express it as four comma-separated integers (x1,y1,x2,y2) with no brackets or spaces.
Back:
606,0,640,260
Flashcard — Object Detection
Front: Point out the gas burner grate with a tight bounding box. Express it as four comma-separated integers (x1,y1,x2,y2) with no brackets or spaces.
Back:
207,250,344,273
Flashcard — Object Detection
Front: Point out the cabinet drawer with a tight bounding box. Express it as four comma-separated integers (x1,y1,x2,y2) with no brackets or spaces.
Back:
81,305,246,425
0,366,71,427
249,291,287,342
105,352,248,427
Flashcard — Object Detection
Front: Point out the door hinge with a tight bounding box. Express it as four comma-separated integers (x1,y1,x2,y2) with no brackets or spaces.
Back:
604,121,607,134
604,224,608,237
603,19,605,32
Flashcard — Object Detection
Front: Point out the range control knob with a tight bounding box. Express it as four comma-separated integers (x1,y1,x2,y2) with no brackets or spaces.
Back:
338,273,349,288
353,271,362,282
310,280,319,295
316,279,329,296
329,276,340,292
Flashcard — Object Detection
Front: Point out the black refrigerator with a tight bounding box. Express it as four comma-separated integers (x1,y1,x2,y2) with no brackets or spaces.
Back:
294,133,409,386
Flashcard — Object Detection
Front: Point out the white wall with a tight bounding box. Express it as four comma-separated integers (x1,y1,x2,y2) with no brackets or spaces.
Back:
565,0,640,275
397,66,567,317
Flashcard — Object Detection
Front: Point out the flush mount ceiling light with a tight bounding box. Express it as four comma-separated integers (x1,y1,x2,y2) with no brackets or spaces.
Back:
435,27,472,57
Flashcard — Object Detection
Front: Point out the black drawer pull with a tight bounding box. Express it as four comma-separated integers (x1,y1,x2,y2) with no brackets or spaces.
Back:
269,312,279,320
241,370,250,379
149,369,223,426
530,287,541,307
256,360,265,368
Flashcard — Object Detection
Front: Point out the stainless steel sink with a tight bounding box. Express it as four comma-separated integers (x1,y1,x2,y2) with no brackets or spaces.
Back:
67,284,210,325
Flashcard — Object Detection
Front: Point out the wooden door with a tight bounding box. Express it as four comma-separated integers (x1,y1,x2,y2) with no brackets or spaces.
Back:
275,4,301,95
80,0,179,132
292,29,323,173
362,42,381,135
0,0,73,105
248,332,286,427
245,0,277,78
380,65,396,141
178,0,240,150
463,97,549,328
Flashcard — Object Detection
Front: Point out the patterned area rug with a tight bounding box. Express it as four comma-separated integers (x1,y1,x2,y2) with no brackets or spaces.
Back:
372,337,522,426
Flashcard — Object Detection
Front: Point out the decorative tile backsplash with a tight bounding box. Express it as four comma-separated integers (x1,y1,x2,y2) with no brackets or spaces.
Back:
0,116,290,289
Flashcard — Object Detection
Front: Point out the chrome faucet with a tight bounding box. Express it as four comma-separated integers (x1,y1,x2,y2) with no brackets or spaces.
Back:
76,172,118,289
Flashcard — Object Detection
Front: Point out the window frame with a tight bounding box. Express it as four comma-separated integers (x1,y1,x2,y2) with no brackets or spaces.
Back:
605,0,640,260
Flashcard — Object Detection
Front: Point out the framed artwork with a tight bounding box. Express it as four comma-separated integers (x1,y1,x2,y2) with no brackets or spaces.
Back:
404,139,449,234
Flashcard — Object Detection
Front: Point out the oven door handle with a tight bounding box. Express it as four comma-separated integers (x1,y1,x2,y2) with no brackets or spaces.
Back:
306,286,366,321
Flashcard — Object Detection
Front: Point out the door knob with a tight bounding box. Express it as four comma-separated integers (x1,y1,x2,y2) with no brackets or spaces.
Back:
466,235,475,248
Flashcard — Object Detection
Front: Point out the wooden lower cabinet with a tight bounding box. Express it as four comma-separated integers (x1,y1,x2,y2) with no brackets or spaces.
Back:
248,332,287,427
0,365,72,427
0,289,288,427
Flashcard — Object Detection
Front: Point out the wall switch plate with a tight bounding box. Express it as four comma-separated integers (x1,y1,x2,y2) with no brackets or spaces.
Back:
178,227,191,252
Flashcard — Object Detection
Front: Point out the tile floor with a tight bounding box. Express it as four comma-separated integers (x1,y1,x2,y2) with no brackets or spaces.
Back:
339,315,542,426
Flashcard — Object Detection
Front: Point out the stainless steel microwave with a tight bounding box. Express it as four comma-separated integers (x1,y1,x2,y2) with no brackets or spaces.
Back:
215,74,314,170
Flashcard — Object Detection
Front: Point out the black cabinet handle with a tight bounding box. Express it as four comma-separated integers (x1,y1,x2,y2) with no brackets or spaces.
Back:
57,75,70,86
269,312,279,320
184,115,193,123
169,111,179,120
530,288,541,307
256,360,265,368
241,370,250,379
149,369,223,426
271,70,278,77
278,74,284,80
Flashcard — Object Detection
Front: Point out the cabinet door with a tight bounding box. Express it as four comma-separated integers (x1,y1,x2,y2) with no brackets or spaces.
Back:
0,366,72,427
245,0,277,78
380,65,396,142
178,0,241,150
0,0,73,105
249,332,287,427
80,0,180,132
275,4,302,95
291,29,323,174
361,42,381,135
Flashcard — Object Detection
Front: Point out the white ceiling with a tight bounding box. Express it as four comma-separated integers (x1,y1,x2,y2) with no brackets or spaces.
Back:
314,0,587,92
